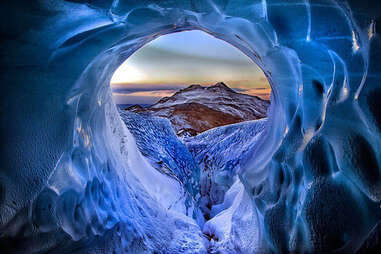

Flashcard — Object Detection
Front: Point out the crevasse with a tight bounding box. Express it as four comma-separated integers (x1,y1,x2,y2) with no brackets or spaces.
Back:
0,0,380,253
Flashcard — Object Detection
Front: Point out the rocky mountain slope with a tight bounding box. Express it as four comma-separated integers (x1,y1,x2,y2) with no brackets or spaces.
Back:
125,82,270,137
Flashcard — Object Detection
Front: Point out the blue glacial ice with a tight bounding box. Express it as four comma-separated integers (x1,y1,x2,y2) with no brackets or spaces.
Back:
185,119,267,220
185,119,267,253
118,110,201,218
0,0,381,253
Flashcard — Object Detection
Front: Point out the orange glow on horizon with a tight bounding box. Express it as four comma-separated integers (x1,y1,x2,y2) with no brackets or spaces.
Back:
244,87,272,100
110,31,271,104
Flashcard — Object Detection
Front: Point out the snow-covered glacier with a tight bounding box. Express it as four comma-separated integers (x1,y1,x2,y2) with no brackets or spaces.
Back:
185,120,267,220
185,120,267,253
0,0,381,253
118,110,201,218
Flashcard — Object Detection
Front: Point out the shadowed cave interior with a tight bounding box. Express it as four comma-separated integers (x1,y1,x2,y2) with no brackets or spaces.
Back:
0,1,381,253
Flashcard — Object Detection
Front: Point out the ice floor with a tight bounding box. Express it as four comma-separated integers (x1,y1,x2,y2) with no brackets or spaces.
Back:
0,0,381,253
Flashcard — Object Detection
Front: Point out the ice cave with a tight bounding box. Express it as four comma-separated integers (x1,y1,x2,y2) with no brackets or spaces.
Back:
0,0,380,253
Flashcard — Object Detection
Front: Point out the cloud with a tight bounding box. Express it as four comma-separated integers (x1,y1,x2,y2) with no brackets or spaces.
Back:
113,95,160,105
248,87,271,91
111,82,272,104
140,44,253,66
111,83,186,94
258,77,268,82
243,87,272,100
112,90,177,105
232,87,246,92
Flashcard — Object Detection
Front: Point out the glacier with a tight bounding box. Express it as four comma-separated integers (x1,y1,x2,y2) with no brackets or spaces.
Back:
185,119,267,221
185,120,267,253
118,110,201,215
0,0,381,253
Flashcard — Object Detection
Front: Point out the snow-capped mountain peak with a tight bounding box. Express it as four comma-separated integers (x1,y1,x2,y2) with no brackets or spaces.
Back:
125,82,270,137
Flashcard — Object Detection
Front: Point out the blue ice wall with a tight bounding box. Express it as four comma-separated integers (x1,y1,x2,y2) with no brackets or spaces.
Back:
185,119,267,220
0,0,380,253
119,110,201,214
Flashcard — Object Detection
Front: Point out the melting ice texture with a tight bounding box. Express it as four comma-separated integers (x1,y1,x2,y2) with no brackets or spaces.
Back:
185,119,267,220
0,0,381,253
118,110,201,218
185,119,267,253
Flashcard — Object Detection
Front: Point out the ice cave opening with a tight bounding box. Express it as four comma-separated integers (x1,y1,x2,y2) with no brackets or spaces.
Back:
107,30,272,247
1,1,381,253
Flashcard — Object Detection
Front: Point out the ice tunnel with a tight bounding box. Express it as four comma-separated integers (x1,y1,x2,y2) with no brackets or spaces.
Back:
0,0,381,253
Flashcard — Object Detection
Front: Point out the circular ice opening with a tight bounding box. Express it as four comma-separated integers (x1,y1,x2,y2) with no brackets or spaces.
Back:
110,30,271,137
108,31,273,232
60,13,299,251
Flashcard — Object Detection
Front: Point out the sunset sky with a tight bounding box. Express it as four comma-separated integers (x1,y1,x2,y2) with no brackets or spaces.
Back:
110,30,271,105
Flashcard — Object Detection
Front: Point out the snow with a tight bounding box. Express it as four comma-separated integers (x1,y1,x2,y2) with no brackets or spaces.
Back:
150,84,269,119
124,127,188,214
1,0,380,253
184,120,266,252
185,119,267,217
118,110,201,201
203,180,260,253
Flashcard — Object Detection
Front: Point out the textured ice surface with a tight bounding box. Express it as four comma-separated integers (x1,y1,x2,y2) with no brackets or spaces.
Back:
1,0,381,253
203,180,260,253
185,119,266,220
186,120,266,253
119,110,201,217
119,110,200,199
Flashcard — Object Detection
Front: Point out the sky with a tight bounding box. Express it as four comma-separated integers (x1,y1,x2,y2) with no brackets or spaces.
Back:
110,30,271,105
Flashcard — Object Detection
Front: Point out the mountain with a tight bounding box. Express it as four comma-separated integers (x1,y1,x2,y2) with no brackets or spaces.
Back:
119,108,267,252
124,82,270,137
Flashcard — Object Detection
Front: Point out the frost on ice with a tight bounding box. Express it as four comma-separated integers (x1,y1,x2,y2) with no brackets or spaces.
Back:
1,0,381,253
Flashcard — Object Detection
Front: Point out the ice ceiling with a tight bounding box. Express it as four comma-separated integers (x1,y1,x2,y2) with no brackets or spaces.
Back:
0,0,380,253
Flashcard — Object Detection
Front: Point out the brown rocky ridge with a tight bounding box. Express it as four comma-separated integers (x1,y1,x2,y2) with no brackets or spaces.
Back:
125,82,270,137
